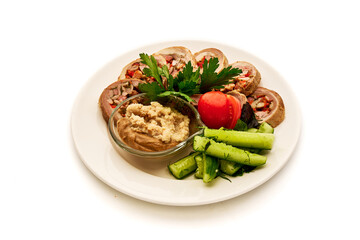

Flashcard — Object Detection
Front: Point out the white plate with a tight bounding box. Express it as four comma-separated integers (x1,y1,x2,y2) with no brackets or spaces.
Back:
71,40,301,206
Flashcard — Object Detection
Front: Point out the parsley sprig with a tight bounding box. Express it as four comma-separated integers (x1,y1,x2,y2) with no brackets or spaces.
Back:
200,58,243,93
138,53,242,102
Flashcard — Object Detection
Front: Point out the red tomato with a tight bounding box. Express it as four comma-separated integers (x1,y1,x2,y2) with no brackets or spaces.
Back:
225,95,242,129
198,91,242,129
198,91,230,129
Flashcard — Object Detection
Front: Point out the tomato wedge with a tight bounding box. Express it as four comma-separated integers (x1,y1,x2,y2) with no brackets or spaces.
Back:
197,91,242,129
225,95,242,129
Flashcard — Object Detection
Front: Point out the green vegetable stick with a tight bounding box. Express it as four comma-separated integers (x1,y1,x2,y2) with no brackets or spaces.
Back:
219,159,242,176
193,136,266,166
203,154,219,183
204,128,274,150
168,152,199,179
194,154,204,179
258,122,274,133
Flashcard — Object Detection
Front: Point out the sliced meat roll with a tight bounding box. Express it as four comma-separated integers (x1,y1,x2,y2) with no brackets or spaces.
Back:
247,87,285,128
156,46,196,77
194,48,228,73
118,54,166,83
98,79,145,122
222,61,261,96
225,90,248,107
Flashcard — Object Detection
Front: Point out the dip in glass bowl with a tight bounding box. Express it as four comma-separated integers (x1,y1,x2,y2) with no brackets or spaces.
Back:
108,93,204,162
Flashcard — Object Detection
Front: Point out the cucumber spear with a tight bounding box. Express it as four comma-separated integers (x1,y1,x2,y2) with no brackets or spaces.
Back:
193,136,266,166
204,128,274,150
168,152,200,179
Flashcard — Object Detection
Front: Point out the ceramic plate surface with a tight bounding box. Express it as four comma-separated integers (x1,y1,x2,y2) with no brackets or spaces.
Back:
71,40,301,206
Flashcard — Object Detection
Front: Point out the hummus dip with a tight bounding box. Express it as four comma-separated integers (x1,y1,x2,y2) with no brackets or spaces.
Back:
117,101,190,152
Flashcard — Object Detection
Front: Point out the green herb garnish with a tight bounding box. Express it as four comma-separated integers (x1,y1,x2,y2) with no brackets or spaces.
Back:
137,53,242,101
200,58,243,93
233,119,248,131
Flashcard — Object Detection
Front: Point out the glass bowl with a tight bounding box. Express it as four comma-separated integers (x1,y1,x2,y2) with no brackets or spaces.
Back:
108,93,204,162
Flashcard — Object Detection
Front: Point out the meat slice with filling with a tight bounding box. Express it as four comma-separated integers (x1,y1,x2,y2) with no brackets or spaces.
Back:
98,79,145,122
118,54,167,83
225,90,248,107
247,87,285,127
155,46,197,77
194,48,228,73
222,61,261,96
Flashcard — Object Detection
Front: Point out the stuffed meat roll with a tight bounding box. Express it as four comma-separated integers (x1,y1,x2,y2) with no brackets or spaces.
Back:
194,48,228,73
98,79,144,122
156,46,196,77
118,54,167,83
222,61,261,96
247,87,285,127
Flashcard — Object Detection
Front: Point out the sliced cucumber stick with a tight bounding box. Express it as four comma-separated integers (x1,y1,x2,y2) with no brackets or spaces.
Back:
203,155,219,183
194,154,204,179
204,128,274,150
219,159,242,176
193,136,266,166
168,152,199,179
258,122,274,134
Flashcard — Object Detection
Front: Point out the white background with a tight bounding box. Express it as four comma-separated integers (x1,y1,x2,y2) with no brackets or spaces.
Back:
1,0,359,239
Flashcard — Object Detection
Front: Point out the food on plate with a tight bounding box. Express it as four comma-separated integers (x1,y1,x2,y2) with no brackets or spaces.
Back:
257,121,274,133
219,159,242,176
99,79,144,122
97,45,286,184
156,46,197,77
202,154,219,183
197,91,230,129
197,91,242,129
194,154,204,178
169,152,220,183
116,101,190,152
246,122,274,134
219,159,256,176
136,53,241,103
222,61,261,96
225,93,242,129
118,54,167,82
247,87,285,127
239,101,260,129
168,122,274,182
173,152,220,183
226,90,248,106
194,48,228,73
168,152,200,179
204,128,274,150
193,136,267,166
222,90,260,129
